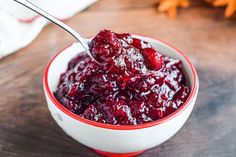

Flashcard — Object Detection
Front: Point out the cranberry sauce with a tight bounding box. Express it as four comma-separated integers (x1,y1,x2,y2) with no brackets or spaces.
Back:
54,30,190,125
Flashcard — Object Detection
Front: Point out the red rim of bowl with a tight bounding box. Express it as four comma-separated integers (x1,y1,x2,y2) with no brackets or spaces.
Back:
43,35,199,130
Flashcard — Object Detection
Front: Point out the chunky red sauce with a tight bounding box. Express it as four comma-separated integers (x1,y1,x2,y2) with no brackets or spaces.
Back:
54,30,190,125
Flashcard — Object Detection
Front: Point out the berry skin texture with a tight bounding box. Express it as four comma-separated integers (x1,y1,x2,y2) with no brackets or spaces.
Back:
54,30,190,125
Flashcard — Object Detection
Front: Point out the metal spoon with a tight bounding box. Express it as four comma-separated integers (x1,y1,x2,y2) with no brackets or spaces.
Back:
13,0,99,64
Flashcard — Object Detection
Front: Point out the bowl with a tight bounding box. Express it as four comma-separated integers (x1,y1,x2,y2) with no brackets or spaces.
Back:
43,35,199,157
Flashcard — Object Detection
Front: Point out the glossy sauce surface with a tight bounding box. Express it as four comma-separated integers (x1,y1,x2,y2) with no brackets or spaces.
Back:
54,30,190,125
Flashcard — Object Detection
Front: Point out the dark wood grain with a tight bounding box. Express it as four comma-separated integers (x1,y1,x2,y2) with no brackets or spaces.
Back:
0,0,236,156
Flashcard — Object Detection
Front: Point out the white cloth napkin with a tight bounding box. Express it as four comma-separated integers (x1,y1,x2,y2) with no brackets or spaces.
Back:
0,0,96,59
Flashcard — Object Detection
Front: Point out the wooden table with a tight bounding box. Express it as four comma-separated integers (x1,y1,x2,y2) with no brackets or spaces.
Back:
1,0,236,156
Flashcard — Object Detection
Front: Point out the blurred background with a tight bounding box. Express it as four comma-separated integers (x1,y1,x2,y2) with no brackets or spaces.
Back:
0,0,236,157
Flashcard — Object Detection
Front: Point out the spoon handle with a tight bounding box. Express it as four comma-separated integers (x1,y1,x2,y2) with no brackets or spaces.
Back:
13,0,89,50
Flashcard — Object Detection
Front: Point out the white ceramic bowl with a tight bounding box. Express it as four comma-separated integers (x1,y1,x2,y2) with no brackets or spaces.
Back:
43,35,199,157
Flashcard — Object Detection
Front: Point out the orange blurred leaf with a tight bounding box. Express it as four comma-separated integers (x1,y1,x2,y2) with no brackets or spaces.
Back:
157,0,190,18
